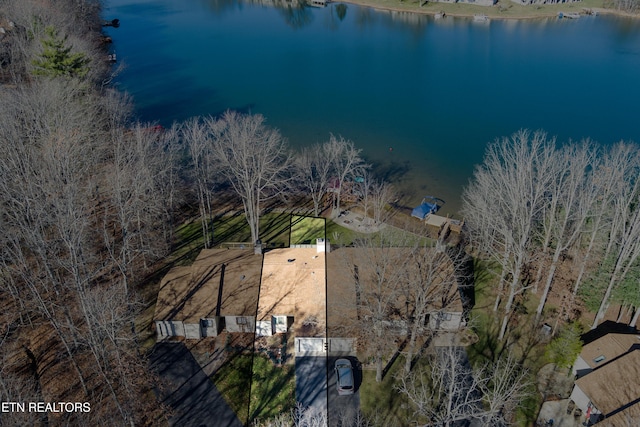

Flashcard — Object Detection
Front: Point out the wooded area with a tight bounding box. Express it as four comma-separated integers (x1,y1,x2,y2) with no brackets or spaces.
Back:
2,1,639,426
0,1,382,424
462,130,640,340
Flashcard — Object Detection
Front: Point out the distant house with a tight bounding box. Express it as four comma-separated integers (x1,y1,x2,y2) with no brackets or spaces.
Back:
510,0,580,5
569,333,640,425
153,249,262,340
424,0,496,7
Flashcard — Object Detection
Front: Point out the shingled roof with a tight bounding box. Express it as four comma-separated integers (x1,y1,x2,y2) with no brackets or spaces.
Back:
579,333,640,370
153,248,262,323
575,349,640,421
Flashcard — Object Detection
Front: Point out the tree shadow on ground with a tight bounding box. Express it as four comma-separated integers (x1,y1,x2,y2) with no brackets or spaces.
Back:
210,349,253,425
248,355,295,424
467,314,505,366
470,258,497,311
381,338,408,381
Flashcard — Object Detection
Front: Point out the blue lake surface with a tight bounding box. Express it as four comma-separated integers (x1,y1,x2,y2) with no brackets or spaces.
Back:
104,0,640,213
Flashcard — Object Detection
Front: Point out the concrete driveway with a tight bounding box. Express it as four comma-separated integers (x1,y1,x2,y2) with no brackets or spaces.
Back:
295,355,328,415
150,342,243,427
327,355,361,427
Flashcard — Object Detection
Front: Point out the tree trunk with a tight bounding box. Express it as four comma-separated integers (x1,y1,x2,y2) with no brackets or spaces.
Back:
533,213,556,293
499,256,524,341
499,284,517,341
405,312,427,374
536,251,560,321
630,307,640,328
493,248,510,312
571,218,601,299
592,267,620,329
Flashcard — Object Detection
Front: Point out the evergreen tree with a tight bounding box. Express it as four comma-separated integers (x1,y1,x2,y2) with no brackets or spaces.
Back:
545,322,583,371
32,26,89,78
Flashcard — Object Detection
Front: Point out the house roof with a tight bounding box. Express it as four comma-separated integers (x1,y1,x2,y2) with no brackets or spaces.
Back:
326,248,359,335
578,333,640,370
598,403,640,427
153,248,262,323
325,246,463,335
575,349,640,418
257,247,326,335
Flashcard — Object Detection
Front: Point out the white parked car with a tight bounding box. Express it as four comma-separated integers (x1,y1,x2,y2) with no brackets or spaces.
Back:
334,359,354,395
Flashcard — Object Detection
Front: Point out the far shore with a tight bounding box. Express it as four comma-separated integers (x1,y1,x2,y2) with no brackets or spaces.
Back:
334,0,639,21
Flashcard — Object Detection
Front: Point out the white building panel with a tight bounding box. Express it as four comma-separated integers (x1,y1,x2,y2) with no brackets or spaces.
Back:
184,323,201,339
256,321,272,337
155,320,185,338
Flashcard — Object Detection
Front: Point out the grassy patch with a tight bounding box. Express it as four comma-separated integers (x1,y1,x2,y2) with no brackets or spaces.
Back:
213,213,253,243
326,219,433,248
211,352,254,424
326,220,364,246
175,212,294,248
134,300,159,355
211,351,295,425
467,304,547,426
257,212,294,246
173,212,425,250
248,354,296,424
210,212,295,247
290,216,326,244
467,309,506,365
359,358,408,427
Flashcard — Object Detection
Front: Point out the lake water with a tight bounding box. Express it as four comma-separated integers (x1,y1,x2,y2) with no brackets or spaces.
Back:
103,0,640,214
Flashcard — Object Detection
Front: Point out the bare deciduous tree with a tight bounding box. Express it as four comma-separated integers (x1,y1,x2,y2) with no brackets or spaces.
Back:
400,245,463,374
398,347,531,427
535,142,595,320
184,117,219,247
295,142,335,217
370,179,395,225
253,403,329,427
0,50,167,424
398,346,483,426
462,130,555,340
354,170,395,226
347,233,408,382
568,144,629,303
104,123,176,294
591,176,640,328
208,111,291,244
326,134,366,217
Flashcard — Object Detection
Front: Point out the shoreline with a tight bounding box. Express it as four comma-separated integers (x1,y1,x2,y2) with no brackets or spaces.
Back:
333,0,640,21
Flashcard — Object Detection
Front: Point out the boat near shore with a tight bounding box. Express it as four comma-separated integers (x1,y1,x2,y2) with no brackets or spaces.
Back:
102,18,120,27
307,0,328,7
473,14,489,22
558,12,581,19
